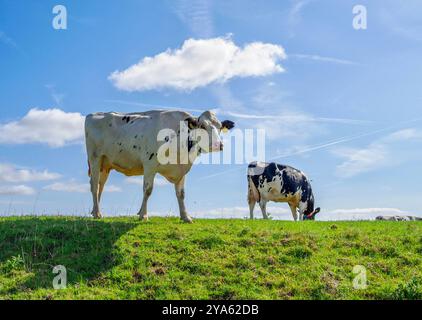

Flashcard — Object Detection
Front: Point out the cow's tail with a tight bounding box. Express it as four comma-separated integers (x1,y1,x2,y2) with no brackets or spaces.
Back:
247,175,260,203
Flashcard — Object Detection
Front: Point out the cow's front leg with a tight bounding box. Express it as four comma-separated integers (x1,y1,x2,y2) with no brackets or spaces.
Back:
174,176,192,223
138,172,156,221
289,203,298,221
259,200,268,219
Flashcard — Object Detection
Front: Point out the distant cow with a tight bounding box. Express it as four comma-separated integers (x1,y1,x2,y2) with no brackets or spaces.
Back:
247,161,320,221
85,110,234,222
376,216,422,221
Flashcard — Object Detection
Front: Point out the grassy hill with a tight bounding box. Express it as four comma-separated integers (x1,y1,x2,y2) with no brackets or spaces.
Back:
0,216,421,300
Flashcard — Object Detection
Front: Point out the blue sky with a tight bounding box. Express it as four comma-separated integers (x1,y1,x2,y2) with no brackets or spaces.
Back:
1,0,421,220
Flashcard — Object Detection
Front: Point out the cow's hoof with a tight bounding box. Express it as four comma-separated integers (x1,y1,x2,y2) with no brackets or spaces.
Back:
140,215,149,222
181,216,193,224
91,211,102,219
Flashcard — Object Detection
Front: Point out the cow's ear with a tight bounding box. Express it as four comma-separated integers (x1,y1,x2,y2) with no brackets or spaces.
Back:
314,207,321,215
185,117,198,129
221,120,235,131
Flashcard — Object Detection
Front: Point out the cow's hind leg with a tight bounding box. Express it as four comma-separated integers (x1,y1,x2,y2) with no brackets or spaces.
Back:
289,203,298,221
248,189,256,220
259,200,269,219
89,158,102,219
175,176,192,223
138,171,156,221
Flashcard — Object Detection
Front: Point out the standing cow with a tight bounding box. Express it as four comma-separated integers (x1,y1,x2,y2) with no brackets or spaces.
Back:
247,161,320,221
85,110,234,222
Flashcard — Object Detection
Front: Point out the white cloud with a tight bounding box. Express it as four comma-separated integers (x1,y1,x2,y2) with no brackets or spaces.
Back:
0,108,85,147
378,3,422,42
212,82,321,142
189,207,416,221
331,208,408,215
191,206,290,219
174,0,214,38
0,185,35,196
288,0,311,26
334,145,388,178
109,37,286,91
45,84,65,107
44,181,122,193
317,207,417,221
0,163,61,183
125,176,170,187
385,128,422,142
333,128,422,178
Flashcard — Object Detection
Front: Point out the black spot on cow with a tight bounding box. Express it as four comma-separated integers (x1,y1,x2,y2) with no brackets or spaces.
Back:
134,135,138,139
188,138,194,152
133,145,137,149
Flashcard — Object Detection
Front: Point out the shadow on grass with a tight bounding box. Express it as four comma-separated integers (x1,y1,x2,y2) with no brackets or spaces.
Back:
0,217,137,293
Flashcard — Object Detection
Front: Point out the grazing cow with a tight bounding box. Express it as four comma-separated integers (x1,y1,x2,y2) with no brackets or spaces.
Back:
85,110,234,222
247,161,320,221
376,216,422,221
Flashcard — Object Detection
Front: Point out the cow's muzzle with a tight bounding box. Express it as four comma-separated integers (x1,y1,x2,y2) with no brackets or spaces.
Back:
211,141,224,152
305,207,321,220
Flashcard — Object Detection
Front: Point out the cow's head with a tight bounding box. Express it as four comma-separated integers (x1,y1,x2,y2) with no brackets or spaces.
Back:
186,111,235,153
303,207,320,220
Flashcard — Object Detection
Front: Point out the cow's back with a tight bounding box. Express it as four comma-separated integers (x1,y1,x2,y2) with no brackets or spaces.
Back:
247,161,313,204
85,110,190,146
85,110,193,176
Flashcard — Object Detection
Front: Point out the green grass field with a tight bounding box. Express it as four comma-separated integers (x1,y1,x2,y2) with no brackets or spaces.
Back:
0,216,421,300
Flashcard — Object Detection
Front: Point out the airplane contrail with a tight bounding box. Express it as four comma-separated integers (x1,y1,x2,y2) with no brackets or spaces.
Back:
199,117,422,180
219,110,374,125
104,100,373,125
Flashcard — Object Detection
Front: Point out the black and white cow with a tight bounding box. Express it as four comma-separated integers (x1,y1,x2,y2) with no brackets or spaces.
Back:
85,110,234,222
247,161,320,221
376,216,422,221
